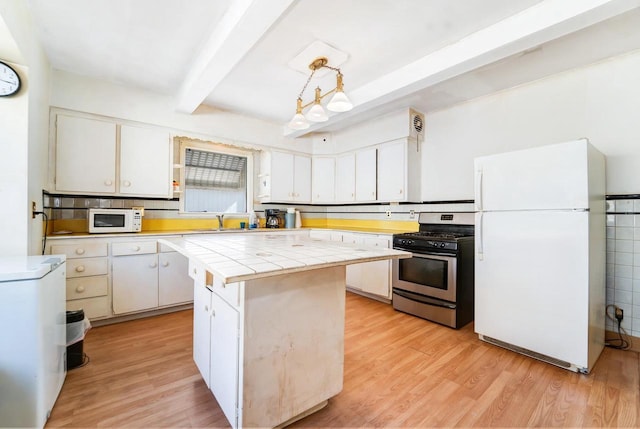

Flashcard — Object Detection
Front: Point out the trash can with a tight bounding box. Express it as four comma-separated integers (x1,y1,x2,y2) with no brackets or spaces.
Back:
66,310,86,370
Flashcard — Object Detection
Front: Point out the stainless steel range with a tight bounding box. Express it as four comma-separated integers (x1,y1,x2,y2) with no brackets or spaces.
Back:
392,212,474,329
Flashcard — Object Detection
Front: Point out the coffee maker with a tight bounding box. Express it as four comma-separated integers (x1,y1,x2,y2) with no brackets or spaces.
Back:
265,209,283,228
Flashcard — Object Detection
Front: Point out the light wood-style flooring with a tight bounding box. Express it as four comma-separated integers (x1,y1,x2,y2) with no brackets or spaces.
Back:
47,292,640,428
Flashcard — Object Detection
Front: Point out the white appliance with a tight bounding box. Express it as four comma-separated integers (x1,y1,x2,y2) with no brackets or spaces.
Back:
89,208,142,233
0,255,67,427
474,139,606,373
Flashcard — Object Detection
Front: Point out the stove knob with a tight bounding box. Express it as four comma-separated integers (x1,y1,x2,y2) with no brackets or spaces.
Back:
440,243,446,248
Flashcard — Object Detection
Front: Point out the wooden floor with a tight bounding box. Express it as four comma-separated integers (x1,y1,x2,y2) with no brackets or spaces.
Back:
47,292,640,428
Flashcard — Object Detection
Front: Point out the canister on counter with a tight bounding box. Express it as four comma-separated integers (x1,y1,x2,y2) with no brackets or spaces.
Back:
285,207,296,228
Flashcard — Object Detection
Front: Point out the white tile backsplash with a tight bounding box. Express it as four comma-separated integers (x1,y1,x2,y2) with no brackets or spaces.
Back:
616,227,634,240
616,214,634,227
616,200,634,212
607,202,640,339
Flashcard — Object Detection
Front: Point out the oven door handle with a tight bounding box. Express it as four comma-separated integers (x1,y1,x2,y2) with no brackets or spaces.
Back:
393,289,456,309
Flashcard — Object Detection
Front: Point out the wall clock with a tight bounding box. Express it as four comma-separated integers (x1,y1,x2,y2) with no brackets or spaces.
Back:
0,60,21,97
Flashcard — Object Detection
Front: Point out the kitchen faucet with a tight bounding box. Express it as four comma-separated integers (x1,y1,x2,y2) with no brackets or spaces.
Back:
216,214,224,231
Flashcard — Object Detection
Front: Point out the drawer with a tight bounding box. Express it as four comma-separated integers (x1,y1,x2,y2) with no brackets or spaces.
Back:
66,296,110,320
363,236,390,248
112,241,157,256
66,276,108,300
51,243,108,259
67,257,108,278
211,276,240,308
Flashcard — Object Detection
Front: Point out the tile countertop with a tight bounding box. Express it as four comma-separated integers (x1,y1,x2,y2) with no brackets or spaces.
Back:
158,233,411,283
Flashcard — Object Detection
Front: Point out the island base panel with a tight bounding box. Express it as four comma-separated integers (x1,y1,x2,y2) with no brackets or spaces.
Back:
242,266,346,427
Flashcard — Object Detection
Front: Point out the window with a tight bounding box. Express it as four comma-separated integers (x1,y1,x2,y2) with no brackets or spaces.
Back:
179,144,253,214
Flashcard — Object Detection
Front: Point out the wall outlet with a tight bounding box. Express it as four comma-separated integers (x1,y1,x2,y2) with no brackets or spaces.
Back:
385,210,391,218
32,201,37,219
409,210,415,219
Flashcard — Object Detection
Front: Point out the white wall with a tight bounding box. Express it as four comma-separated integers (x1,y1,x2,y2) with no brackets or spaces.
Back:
50,71,312,154
0,1,52,256
423,48,640,200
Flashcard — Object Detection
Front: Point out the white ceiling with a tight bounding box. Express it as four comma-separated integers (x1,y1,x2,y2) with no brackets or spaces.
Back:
23,0,640,137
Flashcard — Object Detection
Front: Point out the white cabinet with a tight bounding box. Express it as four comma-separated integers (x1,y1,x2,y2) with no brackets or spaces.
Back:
55,115,117,194
355,147,377,202
112,239,192,314
112,253,159,314
189,268,240,428
343,233,392,299
53,115,172,198
192,266,211,388
209,292,240,427
51,241,110,320
312,156,335,203
313,230,393,300
336,153,356,203
261,151,311,203
377,138,421,202
158,251,193,306
119,125,172,197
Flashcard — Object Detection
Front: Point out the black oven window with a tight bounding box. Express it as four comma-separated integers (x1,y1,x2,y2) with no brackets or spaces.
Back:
399,257,448,290
94,214,125,227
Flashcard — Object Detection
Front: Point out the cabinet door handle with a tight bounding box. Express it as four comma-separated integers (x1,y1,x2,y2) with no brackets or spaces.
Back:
193,267,197,275
75,285,85,293
133,246,140,251
161,261,169,267
75,265,85,273
149,262,157,268
122,180,131,187
104,180,113,186
204,305,209,312
75,248,85,255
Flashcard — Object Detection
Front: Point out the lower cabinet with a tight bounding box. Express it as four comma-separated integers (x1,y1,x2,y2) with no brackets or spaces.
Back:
48,235,193,322
159,249,193,306
209,292,240,426
192,269,211,388
112,253,159,314
191,266,240,428
311,229,393,300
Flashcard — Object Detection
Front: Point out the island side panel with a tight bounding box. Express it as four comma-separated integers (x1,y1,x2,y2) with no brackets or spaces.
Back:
241,266,346,427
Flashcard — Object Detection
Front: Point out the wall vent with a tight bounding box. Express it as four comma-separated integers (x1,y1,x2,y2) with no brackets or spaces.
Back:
409,108,424,142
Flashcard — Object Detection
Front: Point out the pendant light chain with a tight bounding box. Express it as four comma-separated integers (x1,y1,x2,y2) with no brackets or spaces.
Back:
297,68,317,100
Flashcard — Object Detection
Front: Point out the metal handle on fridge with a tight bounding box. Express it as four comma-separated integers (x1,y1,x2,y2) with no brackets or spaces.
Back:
475,169,483,211
477,211,484,261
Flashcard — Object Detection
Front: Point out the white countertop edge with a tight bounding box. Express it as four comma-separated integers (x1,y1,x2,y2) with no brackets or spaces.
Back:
158,236,410,283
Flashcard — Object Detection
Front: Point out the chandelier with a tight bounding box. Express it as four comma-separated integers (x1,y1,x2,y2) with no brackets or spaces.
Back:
288,57,353,130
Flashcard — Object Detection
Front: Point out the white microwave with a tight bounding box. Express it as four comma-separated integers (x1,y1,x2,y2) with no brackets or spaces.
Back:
88,208,142,233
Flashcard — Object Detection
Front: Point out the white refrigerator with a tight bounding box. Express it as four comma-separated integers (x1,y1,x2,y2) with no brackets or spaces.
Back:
474,139,606,373
0,255,67,428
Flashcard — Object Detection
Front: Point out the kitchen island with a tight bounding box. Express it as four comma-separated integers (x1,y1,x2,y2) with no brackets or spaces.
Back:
159,232,409,428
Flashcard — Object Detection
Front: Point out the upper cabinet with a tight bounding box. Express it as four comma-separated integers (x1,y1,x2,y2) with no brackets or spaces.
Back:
55,115,117,194
377,138,421,202
259,151,311,203
355,147,377,203
53,114,172,198
312,156,335,203
335,153,355,203
119,125,172,197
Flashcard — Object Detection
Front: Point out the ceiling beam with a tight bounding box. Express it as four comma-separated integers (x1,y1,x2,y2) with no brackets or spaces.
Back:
284,0,640,138
175,0,295,114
